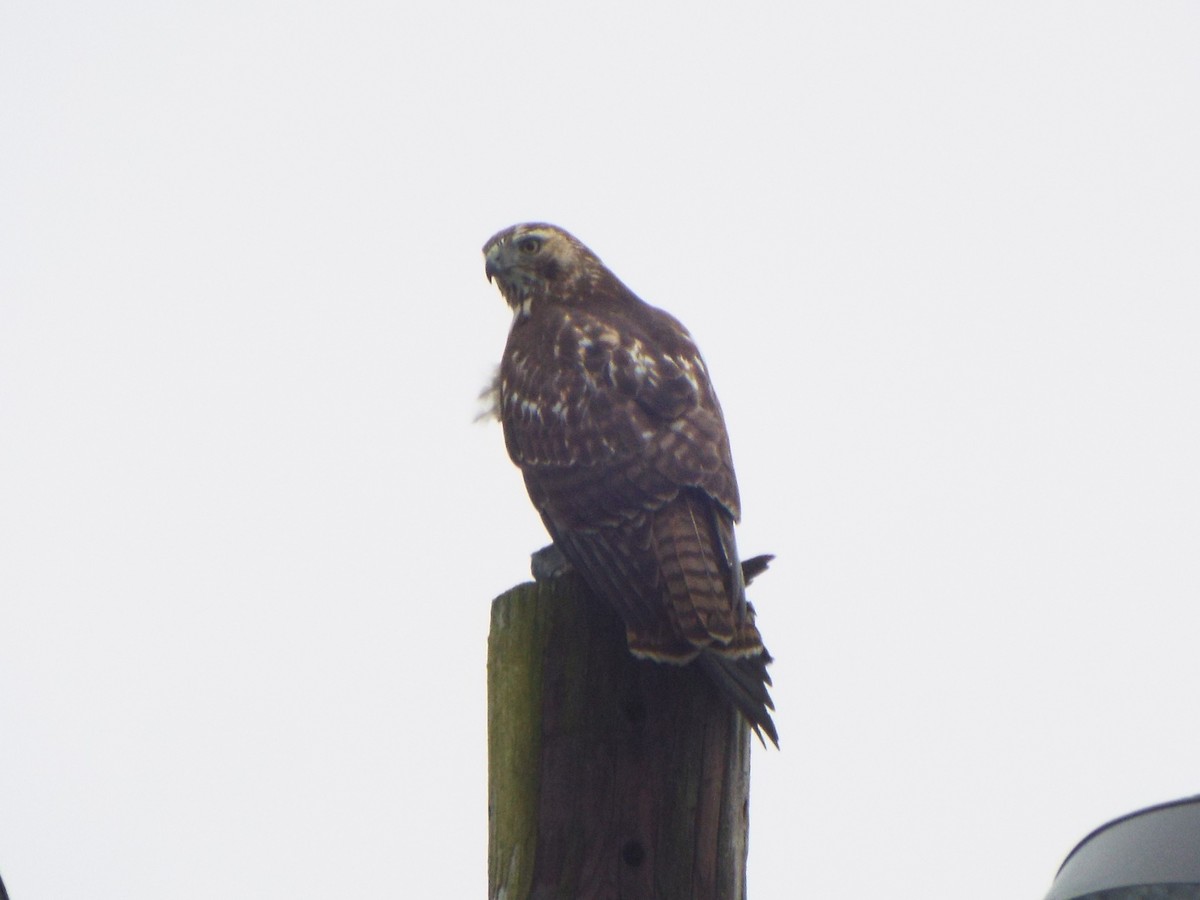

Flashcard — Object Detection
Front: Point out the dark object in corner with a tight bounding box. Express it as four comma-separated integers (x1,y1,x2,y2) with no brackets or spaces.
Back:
1045,795,1200,900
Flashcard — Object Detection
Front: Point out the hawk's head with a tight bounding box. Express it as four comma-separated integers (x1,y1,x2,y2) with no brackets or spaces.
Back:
483,223,603,311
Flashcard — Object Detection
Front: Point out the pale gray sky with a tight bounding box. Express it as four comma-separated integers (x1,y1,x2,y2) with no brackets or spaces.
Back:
3,2,1199,897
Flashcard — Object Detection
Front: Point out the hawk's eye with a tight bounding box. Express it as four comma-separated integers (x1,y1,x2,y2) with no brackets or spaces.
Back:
517,237,543,255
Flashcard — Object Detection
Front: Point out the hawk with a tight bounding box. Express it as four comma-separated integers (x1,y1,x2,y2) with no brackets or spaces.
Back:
483,223,778,747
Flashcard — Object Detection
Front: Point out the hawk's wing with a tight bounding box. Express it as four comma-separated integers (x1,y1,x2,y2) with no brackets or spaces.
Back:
501,303,759,662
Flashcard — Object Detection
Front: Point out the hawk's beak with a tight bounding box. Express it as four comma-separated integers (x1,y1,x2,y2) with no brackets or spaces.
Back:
485,246,505,284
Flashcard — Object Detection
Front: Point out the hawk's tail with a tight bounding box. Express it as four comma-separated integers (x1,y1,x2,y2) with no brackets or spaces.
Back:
701,553,779,748
709,553,778,747
697,647,779,749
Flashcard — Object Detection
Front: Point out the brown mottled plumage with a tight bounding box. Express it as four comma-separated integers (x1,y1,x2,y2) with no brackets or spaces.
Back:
483,223,777,747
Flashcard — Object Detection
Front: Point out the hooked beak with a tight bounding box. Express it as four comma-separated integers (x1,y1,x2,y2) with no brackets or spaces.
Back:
484,243,506,284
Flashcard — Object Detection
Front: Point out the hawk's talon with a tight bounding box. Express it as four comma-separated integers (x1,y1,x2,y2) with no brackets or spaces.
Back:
531,544,574,581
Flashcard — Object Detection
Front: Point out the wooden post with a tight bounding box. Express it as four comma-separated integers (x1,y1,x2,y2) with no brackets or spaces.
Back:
488,573,752,900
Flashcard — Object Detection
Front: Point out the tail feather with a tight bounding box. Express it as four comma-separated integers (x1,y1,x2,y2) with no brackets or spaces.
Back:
740,553,774,585
704,552,778,748
697,650,779,748
654,493,736,645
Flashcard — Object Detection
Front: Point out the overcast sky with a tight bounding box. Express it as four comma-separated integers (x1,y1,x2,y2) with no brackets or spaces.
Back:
3,2,1199,898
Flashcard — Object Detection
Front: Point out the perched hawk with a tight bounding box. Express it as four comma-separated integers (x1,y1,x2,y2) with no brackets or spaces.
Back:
484,223,777,747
